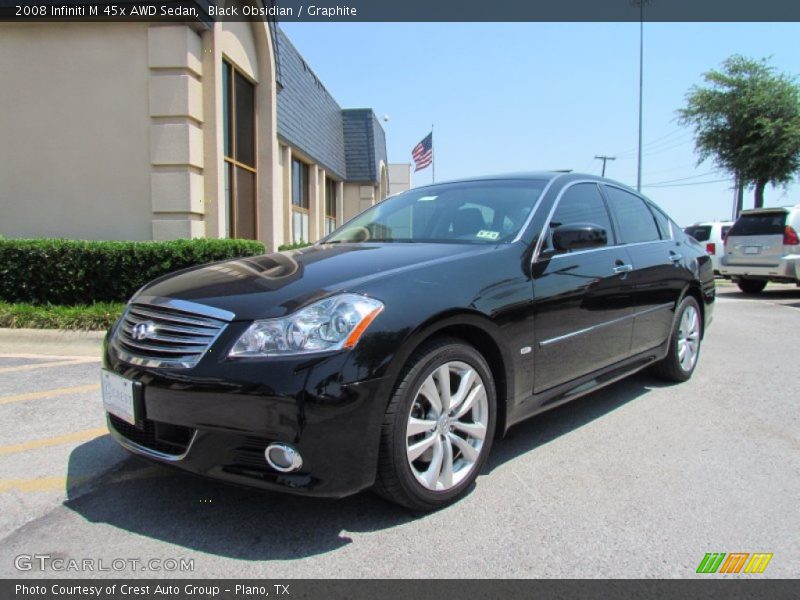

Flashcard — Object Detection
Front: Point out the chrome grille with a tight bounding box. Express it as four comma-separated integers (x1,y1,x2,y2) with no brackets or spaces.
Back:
112,297,234,368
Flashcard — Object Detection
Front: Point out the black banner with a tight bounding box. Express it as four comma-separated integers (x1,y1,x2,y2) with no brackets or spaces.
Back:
3,580,800,600
1,0,800,22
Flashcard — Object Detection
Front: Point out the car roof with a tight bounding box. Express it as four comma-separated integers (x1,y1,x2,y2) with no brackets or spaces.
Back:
410,171,636,191
686,221,734,226
740,205,799,215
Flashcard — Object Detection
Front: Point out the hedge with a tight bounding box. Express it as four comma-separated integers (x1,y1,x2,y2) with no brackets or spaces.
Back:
277,241,313,251
0,301,126,330
0,238,266,305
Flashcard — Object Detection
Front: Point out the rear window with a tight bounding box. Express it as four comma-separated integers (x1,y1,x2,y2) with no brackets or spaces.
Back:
684,226,711,242
728,213,787,236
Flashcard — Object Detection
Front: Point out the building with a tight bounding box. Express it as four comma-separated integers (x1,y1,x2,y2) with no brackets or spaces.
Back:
388,164,412,197
0,13,407,249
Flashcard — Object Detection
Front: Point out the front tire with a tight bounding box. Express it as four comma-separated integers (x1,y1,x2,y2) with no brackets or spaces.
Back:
737,278,767,294
373,338,496,511
651,296,702,383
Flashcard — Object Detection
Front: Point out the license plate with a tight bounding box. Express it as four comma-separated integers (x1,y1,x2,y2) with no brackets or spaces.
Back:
743,246,761,255
101,370,136,425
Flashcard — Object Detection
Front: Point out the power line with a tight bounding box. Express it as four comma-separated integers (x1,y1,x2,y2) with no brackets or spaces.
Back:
643,171,721,186
643,178,731,188
616,135,694,159
614,129,692,158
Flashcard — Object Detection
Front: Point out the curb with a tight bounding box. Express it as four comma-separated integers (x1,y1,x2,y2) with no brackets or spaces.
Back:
0,328,105,358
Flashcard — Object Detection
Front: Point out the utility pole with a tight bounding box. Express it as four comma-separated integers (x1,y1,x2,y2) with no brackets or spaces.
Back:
632,0,651,192
594,155,616,177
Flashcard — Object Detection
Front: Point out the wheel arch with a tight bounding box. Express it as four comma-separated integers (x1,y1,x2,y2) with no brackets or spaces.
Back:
384,310,515,438
679,281,706,339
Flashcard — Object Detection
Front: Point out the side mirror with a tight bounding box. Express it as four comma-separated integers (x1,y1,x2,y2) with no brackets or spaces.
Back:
552,223,608,252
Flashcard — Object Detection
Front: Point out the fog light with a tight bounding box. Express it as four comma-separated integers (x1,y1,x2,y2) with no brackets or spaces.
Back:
264,443,303,473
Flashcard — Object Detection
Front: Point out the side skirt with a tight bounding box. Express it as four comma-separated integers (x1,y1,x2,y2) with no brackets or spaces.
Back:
504,342,669,431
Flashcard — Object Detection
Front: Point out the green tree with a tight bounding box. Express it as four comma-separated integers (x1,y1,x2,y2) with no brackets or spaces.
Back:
677,55,800,212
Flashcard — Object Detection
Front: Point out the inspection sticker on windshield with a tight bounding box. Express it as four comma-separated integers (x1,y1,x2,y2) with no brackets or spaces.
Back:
476,230,500,240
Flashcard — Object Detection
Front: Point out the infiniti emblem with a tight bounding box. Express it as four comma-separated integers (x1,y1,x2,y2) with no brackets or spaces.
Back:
131,320,156,341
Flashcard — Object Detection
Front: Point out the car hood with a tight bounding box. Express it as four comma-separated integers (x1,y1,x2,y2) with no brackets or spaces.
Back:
137,243,495,320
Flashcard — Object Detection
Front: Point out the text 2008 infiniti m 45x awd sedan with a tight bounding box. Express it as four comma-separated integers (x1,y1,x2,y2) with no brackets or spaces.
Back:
102,172,714,510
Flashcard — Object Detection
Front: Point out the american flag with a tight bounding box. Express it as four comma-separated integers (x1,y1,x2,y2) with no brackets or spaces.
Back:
412,132,433,172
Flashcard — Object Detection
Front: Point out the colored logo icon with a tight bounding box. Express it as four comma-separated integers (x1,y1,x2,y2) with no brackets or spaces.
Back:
696,553,773,574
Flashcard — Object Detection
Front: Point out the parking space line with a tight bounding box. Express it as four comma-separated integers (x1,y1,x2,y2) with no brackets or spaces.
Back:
0,476,75,493
0,427,107,456
0,384,100,406
0,467,168,494
0,358,99,374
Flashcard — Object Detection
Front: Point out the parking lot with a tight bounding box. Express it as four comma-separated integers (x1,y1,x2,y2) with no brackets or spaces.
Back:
0,282,798,578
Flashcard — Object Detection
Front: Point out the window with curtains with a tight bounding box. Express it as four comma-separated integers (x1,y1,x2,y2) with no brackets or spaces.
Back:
291,158,309,243
325,177,337,235
222,60,257,239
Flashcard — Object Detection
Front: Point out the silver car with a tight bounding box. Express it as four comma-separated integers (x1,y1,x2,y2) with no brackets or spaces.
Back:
720,205,800,293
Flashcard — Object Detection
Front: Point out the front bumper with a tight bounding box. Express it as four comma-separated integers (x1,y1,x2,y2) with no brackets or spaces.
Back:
719,254,800,282
103,333,391,498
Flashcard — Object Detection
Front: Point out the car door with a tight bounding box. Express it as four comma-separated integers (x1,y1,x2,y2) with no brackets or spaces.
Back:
532,182,634,393
601,185,686,355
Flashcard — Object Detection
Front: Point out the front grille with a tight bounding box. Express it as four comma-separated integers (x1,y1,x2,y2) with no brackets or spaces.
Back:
231,437,272,472
113,301,230,368
109,414,195,456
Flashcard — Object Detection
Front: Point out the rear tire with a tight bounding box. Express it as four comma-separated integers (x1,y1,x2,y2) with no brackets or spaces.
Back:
373,337,496,511
737,278,767,294
651,296,702,383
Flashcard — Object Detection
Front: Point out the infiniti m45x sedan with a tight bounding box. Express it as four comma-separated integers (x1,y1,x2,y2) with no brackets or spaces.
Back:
102,172,714,510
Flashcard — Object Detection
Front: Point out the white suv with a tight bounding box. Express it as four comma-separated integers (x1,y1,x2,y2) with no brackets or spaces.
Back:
720,205,800,293
684,221,733,275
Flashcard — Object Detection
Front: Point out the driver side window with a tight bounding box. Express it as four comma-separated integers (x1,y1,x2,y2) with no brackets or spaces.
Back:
544,183,615,253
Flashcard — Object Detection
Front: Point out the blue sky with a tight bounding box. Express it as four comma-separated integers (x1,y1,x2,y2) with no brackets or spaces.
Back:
280,22,800,226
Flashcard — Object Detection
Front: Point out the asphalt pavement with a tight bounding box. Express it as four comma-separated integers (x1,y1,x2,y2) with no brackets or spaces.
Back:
0,282,798,578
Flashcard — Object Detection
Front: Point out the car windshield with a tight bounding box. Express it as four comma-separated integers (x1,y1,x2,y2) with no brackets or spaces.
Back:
728,212,787,236
684,225,712,242
324,179,547,245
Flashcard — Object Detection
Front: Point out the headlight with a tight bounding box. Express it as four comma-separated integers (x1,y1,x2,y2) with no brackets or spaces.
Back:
228,293,384,357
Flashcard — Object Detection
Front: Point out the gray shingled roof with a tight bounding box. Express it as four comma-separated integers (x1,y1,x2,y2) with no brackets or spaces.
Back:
275,28,386,184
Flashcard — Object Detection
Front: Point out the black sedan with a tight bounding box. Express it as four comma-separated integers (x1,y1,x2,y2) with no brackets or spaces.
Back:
102,172,714,510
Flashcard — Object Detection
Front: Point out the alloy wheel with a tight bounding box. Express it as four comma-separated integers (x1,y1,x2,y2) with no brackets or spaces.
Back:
677,305,700,372
405,361,489,491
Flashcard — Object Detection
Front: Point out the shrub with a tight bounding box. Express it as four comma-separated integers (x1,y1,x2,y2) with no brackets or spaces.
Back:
0,301,125,330
0,238,265,305
278,241,313,251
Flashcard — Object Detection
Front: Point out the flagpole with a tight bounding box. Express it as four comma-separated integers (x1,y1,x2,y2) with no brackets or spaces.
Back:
431,124,435,183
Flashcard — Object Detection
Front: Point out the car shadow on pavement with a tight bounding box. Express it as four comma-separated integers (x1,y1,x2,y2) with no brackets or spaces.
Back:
486,372,662,472
63,372,665,561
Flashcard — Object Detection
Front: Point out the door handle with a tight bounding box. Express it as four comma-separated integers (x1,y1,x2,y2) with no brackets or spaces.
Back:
669,253,683,262
613,264,633,274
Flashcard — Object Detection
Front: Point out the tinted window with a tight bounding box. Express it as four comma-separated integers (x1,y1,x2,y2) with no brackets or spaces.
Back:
728,213,787,236
291,159,308,208
649,205,672,239
547,183,614,250
604,186,660,243
326,180,546,245
234,71,255,167
721,226,731,239
684,226,712,242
